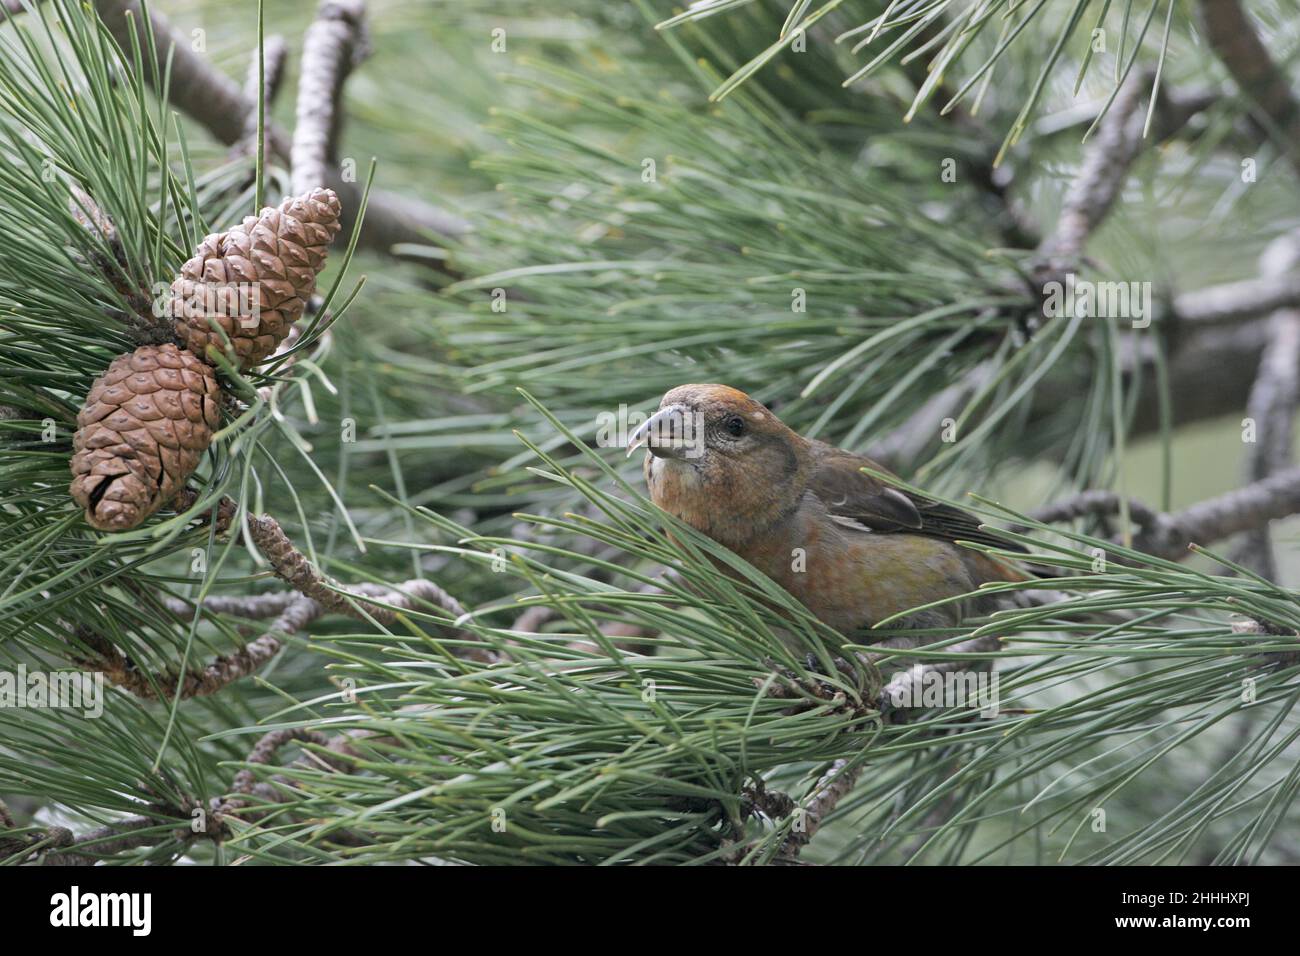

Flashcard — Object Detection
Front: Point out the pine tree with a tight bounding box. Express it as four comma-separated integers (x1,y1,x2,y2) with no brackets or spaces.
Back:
1,0,1299,866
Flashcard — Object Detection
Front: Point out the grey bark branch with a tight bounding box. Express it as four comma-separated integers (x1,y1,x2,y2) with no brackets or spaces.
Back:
159,590,298,620
1196,0,1300,178
870,271,1300,471
866,78,1214,472
215,727,349,820
1233,230,1300,576
1021,490,1163,531
1174,273,1300,327
1040,75,1214,265
16,816,178,866
1024,466,1300,563
1040,71,1149,264
234,33,287,157
1136,466,1300,562
1004,317,1284,458
91,0,467,266
292,0,369,197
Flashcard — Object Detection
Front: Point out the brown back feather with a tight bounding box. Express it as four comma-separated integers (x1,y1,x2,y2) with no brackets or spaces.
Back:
807,442,1027,554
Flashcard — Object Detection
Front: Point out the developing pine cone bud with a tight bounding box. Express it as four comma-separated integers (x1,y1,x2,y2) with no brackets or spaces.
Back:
171,188,341,369
69,344,221,531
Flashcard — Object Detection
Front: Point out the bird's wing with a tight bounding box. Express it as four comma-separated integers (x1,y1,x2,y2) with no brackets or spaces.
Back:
808,446,1025,553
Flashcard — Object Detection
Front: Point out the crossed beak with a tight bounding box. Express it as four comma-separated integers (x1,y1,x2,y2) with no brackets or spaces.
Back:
627,404,693,459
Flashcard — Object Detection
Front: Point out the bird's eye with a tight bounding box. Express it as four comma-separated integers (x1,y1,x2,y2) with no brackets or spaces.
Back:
724,415,745,437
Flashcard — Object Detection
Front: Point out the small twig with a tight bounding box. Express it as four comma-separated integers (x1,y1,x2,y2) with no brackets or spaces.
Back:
84,573,492,701
291,0,369,196
3,727,364,862
170,489,239,534
68,499,496,700
218,728,334,817
245,512,499,663
1033,73,1213,332
211,728,371,850
159,590,297,621
776,757,859,861
1138,466,1300,561
1038,76,1214,267
42,816,182,865
71,612,292,701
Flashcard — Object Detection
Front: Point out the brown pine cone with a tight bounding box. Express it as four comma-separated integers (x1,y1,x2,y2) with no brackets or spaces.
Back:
69,344,221,532
171,188,341,369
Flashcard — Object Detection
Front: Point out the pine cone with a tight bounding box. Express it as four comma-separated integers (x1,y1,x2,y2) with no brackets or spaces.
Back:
70,344,221,531
171,188,341,369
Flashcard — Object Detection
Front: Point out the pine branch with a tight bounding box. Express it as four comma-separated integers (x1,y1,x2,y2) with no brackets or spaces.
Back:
90,0,468,264
1022,466,1300,562
1040,69,1149,264
160,591,298,620
67,187,172,345
1138,467,1300,561
245,512,499,663
1233,229,1300,577
873,75,1214,471
0,727,361,862
1016,301,1300,454
1,815,181,866
60,491,498,700
217,728,336,819
777,633,999,862
1175,273,1300,326
1039,71,1214,265
70,615,289,701
291,0,368,197
1197,0,1300,178
1023,490,1163,531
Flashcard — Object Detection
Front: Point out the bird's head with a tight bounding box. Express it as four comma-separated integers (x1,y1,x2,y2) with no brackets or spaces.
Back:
628,384,811,544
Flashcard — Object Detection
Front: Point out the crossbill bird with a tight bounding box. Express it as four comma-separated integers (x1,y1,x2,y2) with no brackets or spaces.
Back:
627,384,1024,634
